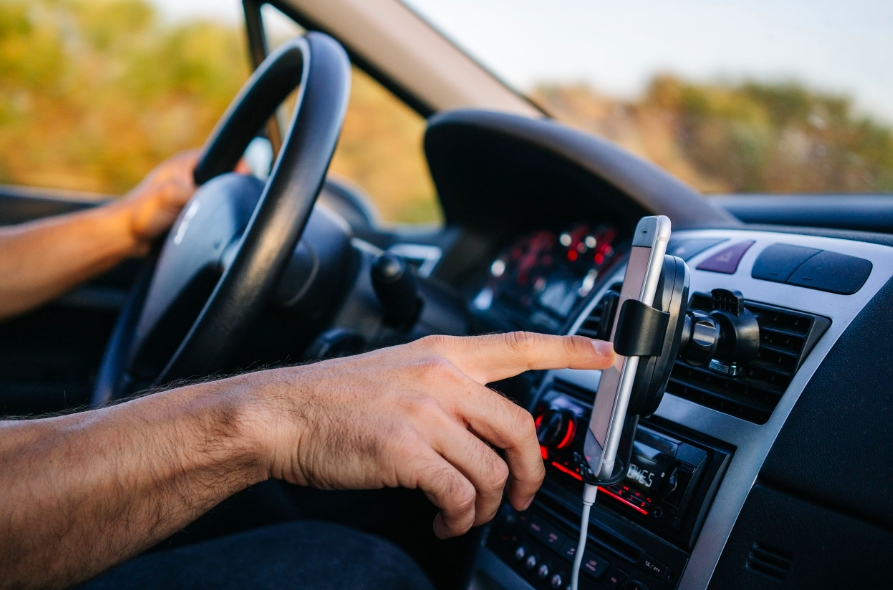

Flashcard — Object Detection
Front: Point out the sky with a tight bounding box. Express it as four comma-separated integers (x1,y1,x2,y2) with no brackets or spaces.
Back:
150,0,893,124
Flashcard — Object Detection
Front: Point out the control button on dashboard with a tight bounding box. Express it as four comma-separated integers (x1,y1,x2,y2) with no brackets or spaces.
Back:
752,243,821,283
549,573,563,588
528,516,566,551
621,580,650,590
537,563,550,580
786,250,873,294
525,554,537,570
607,569,629,587
513,545,526,561
666,237,727,261
696,240,755,274
637,553,668,579
560,538,577,559
581,550,610,579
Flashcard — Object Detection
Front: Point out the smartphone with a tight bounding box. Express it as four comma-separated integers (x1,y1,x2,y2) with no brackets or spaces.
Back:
583,216,671,482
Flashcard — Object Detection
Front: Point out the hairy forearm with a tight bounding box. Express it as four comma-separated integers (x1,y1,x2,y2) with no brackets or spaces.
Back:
0,377,270,590
0,202,143,320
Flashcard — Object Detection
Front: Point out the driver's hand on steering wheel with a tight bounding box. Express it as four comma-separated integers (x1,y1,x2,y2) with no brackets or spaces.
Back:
119,150,251,253
239,332,616,538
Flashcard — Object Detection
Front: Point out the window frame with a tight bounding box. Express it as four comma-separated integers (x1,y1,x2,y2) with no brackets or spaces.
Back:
243,0,435,123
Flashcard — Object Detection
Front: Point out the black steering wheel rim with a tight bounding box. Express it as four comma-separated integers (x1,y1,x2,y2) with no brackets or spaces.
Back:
92,33,350,406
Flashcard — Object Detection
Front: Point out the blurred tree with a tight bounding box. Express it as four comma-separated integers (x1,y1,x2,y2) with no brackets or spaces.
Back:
0,0,441,223
534,75,893,194
0,0,248,194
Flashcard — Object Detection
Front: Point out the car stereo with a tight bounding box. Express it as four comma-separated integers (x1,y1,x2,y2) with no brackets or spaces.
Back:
486,379,731,589
535,382,731,549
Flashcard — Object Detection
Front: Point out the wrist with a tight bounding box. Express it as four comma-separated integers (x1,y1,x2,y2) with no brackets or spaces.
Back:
97,199,151,257
200,371,301,485
209,380,277,485
228,367,313,485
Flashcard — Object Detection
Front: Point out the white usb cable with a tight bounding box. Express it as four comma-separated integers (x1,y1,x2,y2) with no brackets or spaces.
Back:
571,483,599,590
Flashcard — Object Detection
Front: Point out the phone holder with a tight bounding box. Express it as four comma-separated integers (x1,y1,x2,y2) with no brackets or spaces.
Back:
578,255,690,486
578,255,761,486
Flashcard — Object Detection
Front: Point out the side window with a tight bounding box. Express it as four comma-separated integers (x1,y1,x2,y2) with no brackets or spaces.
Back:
0,0,249,195
261,5,442,225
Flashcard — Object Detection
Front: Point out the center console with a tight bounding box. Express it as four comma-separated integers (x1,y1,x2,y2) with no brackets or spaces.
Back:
470,229,893,590
488,378,731,590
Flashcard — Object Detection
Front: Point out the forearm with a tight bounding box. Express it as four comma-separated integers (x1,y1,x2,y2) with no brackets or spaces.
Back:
0,202,143,320
0,376,270,589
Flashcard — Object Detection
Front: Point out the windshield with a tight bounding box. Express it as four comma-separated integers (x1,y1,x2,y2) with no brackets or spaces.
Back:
404,0,893,195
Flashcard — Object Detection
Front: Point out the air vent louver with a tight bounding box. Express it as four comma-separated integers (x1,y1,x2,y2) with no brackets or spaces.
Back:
574,283,622,339
666,301,830,424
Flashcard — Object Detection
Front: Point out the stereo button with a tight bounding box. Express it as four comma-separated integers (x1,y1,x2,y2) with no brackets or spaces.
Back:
528,516,565,551
607,569,629,587
637,554,668,579
525,555,537,570
581,551,609,579
561,538,577,560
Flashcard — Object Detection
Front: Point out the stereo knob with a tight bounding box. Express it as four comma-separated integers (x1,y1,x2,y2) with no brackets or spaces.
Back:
513,545,526,561
536,409,577,450
537,564,550,580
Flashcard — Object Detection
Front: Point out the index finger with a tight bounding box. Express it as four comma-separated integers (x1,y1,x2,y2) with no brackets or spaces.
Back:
428,332,616,385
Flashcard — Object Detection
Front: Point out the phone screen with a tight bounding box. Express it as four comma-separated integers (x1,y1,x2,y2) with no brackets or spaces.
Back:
588,245,652,448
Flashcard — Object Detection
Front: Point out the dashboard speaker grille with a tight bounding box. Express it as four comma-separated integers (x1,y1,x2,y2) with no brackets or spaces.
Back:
666,300,830,424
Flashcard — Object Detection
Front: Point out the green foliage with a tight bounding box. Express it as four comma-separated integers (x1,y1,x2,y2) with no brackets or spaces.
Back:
0,0,248,192
0,0,440,223
644,75,893,193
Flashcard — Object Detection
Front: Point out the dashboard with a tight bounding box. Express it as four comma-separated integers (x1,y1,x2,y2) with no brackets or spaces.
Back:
470,222,623,334
468,226,893,590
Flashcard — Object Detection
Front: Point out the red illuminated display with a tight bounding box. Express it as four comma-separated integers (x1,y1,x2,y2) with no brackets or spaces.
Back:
548,461,652,516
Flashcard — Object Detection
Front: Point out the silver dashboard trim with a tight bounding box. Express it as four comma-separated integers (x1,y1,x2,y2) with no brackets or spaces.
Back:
550,229,893,590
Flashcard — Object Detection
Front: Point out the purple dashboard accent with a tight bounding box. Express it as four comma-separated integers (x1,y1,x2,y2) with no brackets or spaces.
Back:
696,241,755,274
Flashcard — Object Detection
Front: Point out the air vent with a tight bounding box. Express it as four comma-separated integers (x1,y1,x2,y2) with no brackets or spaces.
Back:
575,282,622,339
551,378,597,405
746,542,792,581
666,300,830,424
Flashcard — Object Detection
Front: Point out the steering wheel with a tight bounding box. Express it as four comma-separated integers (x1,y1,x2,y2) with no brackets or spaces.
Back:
91,33,350,405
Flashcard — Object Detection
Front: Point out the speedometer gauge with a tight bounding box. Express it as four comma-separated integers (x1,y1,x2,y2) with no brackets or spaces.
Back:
474,222,618,333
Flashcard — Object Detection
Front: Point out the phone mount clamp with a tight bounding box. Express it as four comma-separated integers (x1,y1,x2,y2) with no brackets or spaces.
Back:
576,261,762,488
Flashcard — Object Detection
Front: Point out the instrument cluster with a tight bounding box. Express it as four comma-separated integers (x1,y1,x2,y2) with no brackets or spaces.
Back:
472,222,621,334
